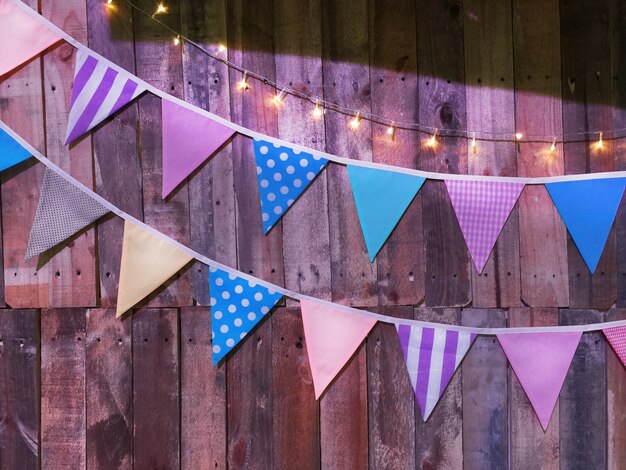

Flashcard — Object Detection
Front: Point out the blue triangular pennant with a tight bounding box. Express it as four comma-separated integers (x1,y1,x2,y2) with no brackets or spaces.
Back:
348,165,426,261
253,139,328,233
545,177,626,273
0,128,31,172
209,267,283,364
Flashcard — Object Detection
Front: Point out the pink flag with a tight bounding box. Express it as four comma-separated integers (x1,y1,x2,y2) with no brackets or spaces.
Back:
0,0,62,76
603,326,626,367
497,332,581,430
161,100,236,198
445,180,524,273
300,300,377,399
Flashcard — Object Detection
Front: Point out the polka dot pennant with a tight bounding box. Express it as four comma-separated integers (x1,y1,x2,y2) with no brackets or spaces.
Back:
253,138,328,233
209,266,283,364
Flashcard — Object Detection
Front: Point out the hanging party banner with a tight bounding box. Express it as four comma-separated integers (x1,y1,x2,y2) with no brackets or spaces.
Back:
253,139,328,233
65,49,145,145
116,220,193,316
0,0,61,76
161,100,236,198
445,180,524,273
497,332,581,430
603,326,626,368
300,300,377,399
348,165,426,261
396,324,476,420
0,127,31,171
25,168,109,260
209,267,283,363
545,178,626,273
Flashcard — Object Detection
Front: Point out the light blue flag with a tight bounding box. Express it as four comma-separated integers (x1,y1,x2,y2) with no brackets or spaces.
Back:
209,267,283,364
545,177,626,273
348,165,426,261
253,139,328,233
0,128,31,171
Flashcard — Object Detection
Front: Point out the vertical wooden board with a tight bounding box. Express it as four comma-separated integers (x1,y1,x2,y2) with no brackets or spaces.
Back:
86,0,143,307
272,308,319,470
181,306,226,469
461,309,508,469
417,0,471,308
413,308,463,469
86,309,131,470
40,308,86,469
132,308,179,468
560,0,616,310
368,0,424,306
559,309,607,469
368,306,415,469
0,0,50,308
508,307,559,469
132,0,192,308
0,309,39,469
513,0,568,307
179,0,237,305
606,308,626,469
463,0,521,308
322,0,377,307
41,0,97,307
275,0,332,305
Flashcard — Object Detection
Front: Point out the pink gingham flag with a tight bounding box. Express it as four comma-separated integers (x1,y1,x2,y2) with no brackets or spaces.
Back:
603,326,626,368
445,180,524,273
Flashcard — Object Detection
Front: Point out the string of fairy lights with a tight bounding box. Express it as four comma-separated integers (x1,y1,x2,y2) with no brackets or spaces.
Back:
104,0,617,154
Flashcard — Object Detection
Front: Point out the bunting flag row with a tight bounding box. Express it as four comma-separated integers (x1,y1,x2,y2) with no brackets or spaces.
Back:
4,121,626,431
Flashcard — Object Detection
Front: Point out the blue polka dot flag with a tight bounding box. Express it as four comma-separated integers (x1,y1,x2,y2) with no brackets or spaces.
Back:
253,138,328,233
209,266,283,364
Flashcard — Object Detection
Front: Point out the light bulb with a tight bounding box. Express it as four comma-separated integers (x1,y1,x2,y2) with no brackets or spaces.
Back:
155,3,167,14
272,89,285,108
386,125,396,140
107,0,113,4
237,72,249,91
349,113,361,130
471,133,477,153
218,44,227,53
515,132,523,140
550,138,556,153
173,36,180,46
312,101,324,119
424,130,438,149
596,131,604,149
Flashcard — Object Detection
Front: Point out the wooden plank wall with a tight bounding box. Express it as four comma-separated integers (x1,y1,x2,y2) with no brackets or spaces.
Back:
0,0,625,468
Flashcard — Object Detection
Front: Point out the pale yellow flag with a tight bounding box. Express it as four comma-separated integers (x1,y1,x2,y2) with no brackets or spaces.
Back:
116,220,193,317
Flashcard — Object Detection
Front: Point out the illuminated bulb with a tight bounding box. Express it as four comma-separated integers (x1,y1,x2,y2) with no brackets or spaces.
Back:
596,131,604,149
550,138,556,153
424,131,438,148
349,113,361,130
218,43,227,53
272,89,285,108
107,0,113,4
237,72,249,91
471,133,477,153
515,132,523,140
311,101,324,119
386,125,396,140
155,3,167,14
173,36,180,46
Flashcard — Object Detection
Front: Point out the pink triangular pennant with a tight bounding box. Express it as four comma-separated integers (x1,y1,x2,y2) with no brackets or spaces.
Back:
161,100,236,198
497,332,581,430
300,300,377,399
445,180,524,273
0,0,62,76
603,326,626,368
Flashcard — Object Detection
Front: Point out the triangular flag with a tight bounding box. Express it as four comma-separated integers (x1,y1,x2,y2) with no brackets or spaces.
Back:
25,168,109,260
116,220,192,317
0,0,62,76
396,324,476,420
161,100,236,198
445,180,524,273
603,326,626,368
253,139,328,233
348,165,426,261
300,300,376,399
65,49,145,145
497,332,581,430
0,127,32,171
209,267,283,364
545,178,626,273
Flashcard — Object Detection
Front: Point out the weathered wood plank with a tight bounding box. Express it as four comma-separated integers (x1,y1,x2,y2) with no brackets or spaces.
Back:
461,309,508,469
40,308,86,469
417,0,471,308
132,308,179,468
368,306,415,469
559,309,607,470
509,307,559,469
513,0,568,307
463,0,521,308
86,308,131,470
181,306,226,469
606,308,626,469
0,309,38,469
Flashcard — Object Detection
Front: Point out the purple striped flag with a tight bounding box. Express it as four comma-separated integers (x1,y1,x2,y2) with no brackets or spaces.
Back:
396,324,477,420
65,49,145,144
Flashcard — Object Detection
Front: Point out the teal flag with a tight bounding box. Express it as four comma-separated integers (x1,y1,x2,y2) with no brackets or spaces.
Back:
0,128,31,171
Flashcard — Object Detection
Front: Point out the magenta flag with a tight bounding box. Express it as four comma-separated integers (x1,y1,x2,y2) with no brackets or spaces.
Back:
161,100,236,198
497,331,581,430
